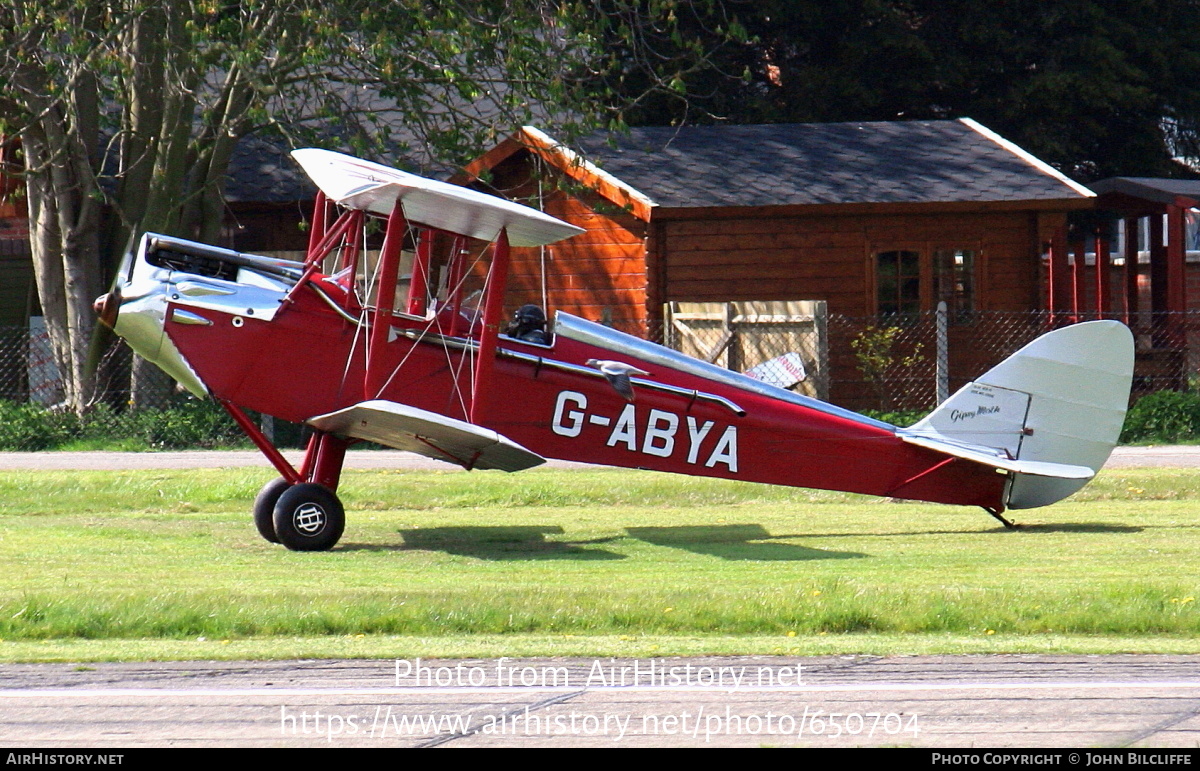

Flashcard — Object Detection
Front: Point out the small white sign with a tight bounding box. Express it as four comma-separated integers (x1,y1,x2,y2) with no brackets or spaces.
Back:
923,382,1032,458
744,352,807,389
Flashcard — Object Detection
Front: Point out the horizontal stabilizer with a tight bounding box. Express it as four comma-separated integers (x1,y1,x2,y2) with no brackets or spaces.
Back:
291,149,584,247
898,434,1094,479
306,400,544,472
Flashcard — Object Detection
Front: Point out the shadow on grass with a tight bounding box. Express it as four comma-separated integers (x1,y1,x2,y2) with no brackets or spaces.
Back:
626,524,866,561
1014,522,1143,534
774,522,1143,538
389,526,626,560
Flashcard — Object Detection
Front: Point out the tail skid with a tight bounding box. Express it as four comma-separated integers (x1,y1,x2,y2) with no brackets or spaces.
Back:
898,320,1134,509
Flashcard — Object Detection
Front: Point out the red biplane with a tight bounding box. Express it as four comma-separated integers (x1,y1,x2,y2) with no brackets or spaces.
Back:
95,149,1135,550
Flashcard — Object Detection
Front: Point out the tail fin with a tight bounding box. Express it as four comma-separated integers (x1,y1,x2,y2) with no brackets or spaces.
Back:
899,320,1134,509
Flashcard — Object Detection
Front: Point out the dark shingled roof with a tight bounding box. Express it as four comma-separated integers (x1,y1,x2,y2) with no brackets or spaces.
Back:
223,129,446,204
224,133,316,204
576,120,1091,209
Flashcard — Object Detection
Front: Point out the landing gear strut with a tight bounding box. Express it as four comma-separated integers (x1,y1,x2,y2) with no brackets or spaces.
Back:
221,401,351,551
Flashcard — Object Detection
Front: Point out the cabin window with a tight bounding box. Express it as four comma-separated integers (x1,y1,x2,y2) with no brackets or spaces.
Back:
934,248,975,323
875,249,921,317
874,247,977,322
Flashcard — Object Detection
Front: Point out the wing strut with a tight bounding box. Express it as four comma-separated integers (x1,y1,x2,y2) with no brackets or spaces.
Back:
470,228,511,424
407,228,432,317
307,190,328,255
366,199,406,397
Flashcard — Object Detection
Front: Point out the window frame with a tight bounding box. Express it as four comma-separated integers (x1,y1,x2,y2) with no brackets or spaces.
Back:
933,247,977,325
870,243,980,323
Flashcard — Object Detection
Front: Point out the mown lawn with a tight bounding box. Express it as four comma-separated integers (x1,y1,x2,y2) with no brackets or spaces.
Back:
0,466,1197,660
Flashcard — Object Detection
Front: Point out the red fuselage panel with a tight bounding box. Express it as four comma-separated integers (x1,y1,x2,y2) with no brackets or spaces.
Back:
165,293,1006,509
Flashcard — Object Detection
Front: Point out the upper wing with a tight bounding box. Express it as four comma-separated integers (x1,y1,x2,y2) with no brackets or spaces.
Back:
291,148,584,247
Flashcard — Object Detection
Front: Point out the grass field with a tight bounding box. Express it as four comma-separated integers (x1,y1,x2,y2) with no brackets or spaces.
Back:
1,466,1199,661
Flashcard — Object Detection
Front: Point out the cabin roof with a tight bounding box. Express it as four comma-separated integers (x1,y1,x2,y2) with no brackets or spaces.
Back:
227,118,1096,215
570,119,1093,210
1089,176,1200,207
225,134,317,204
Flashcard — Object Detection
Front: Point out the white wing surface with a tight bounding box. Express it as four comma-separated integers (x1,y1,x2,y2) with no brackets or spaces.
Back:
292,148,584,247
307,399,545,472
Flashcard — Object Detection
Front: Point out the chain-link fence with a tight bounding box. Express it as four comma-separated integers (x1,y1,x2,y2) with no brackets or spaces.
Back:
641,307,1200,415
0,326,269,450
1,308,1196,449
1,323,178,410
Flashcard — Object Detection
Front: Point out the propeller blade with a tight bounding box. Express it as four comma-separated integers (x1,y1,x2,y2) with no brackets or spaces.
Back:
82,310,117,382
84,233,137,378
113,232,136,285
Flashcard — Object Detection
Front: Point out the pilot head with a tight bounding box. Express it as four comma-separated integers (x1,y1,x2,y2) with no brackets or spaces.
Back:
513,304,545,331
507,304,548,344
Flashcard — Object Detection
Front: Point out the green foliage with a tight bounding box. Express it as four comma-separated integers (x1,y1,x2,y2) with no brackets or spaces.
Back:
850,325,923,381
631,0,1200,181
859,409,925,428
1120,390,1200,444
0,399,261,451
88,401,248,450
0,401,80,450
850,325,924,411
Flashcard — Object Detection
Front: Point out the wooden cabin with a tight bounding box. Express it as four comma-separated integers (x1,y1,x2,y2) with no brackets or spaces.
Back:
0,139,37,401
0,138,34,328
462,120,1094,328
460,120,1095,407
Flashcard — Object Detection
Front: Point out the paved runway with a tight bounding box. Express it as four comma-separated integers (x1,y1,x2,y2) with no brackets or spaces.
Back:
4,655,1200,748
0,444,1195,471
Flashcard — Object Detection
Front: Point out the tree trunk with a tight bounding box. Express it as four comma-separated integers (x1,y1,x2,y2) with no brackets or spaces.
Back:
20,99,103,411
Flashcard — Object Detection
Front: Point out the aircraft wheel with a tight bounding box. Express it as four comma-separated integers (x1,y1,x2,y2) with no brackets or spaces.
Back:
252,478,292,544
272,483,345,552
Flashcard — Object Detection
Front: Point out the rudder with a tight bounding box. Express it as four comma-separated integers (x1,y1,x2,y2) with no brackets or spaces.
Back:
903,320,1134,509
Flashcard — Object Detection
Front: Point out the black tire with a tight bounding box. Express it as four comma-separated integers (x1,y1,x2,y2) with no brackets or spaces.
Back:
252,478,292,544
272,483,345,551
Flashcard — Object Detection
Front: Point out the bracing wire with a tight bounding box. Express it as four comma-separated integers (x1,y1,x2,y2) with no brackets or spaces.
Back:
372,237,494,422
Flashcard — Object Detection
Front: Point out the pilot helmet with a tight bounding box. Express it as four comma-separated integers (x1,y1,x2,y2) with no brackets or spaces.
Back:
514,304,546,328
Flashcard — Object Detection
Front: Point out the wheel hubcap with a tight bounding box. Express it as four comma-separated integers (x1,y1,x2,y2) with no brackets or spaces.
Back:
293,503,326,535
